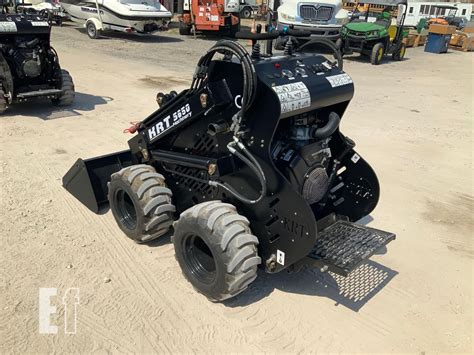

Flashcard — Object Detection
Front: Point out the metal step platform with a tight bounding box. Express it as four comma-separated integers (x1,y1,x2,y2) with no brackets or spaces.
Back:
308,220,395,276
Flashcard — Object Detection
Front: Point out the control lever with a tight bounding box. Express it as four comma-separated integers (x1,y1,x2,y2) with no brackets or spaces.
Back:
251,24,263,60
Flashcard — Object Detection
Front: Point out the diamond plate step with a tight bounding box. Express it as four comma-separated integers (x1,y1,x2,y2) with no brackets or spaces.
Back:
308,220,395,276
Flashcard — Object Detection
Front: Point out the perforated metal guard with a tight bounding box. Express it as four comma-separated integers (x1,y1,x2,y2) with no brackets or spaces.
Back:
309,220,395,276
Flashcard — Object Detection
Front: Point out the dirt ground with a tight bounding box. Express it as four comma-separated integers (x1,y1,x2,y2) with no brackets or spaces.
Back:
1,24,472,353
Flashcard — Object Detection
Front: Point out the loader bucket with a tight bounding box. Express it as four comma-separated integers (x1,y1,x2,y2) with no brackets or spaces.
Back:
62,150,133,213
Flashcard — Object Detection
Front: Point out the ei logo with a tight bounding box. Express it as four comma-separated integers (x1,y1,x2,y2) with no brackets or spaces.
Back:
39,288,80,334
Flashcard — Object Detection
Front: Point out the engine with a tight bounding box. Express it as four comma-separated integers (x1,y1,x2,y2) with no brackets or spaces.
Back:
7,38,44,79
272,111,340,206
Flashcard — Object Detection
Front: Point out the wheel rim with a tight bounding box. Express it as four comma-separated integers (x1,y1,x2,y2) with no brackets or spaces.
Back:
400,46,406,58
183,234,217,284
88,24,96,37
378,48,383,61
114,189,137,230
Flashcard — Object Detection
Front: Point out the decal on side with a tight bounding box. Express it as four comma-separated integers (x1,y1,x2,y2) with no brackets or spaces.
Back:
272,81,311,114
326,73,353,88
0,22,17,33
31,21,49,27
148,103,192,142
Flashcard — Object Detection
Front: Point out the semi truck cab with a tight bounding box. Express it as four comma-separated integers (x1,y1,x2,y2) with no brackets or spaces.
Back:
276,0,349,40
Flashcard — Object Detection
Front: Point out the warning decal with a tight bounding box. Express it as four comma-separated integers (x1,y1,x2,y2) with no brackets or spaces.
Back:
326,73,353,88
0,22,17,32
272,81,311,114
277,250,285,266
31,21,49,27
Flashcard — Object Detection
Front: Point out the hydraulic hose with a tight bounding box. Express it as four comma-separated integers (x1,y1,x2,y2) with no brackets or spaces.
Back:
189,42,264,203
190,40,257,117
312,112,341,139
209,139,267,205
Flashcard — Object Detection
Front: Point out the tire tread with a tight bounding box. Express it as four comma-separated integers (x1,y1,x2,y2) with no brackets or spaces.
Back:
108,165,174,243
174,201,260,301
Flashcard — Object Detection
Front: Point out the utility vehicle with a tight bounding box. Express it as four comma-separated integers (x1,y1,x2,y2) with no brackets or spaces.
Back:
0,0,74,113
338,0,408,65
63,29,395,302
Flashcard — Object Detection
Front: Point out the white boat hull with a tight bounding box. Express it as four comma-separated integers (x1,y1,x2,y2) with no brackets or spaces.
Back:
61,0,171,33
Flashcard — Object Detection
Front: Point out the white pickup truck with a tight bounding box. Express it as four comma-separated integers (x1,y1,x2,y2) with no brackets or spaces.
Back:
276,0,349,40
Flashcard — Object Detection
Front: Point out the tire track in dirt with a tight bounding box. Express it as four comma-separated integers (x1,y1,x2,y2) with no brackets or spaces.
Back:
10,152,171,351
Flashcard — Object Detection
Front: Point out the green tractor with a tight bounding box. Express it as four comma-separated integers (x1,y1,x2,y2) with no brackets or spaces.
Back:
337,0,408,65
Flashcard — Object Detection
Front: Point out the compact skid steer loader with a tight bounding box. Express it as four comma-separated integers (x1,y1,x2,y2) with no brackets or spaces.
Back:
1,0,74,113
63,29,395,301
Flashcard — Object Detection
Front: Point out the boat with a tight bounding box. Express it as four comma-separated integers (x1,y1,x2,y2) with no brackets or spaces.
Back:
60,0,172,38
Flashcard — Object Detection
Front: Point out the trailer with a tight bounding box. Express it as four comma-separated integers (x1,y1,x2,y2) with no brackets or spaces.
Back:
403,1,472,27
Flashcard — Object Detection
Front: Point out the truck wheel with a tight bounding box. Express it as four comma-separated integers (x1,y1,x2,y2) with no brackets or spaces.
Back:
173,201,261,301
52,70,75,106
86,21,101,39
370,43,384,65
108,164,175,243
392,43,406,61
0,87,7,114
240,7,252,19
179,21,191,35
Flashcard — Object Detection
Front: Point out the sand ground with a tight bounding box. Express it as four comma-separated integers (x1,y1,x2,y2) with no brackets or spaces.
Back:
0,24,473,353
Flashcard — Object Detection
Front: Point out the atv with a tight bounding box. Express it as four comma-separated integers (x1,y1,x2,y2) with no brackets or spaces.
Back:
0,0,74,114
337,0,408,65
63,29,395,302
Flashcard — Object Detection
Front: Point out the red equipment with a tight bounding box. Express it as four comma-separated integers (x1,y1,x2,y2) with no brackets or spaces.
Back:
178,0,240,36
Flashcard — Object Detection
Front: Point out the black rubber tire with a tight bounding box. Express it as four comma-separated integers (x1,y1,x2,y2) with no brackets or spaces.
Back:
0,87,7,114
370,42,384,65
52,69,75,106
240,7,252,19
108,164,175,243
86,21,100,39
392,43,406,61
179,21,191,35
173,201,261,301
